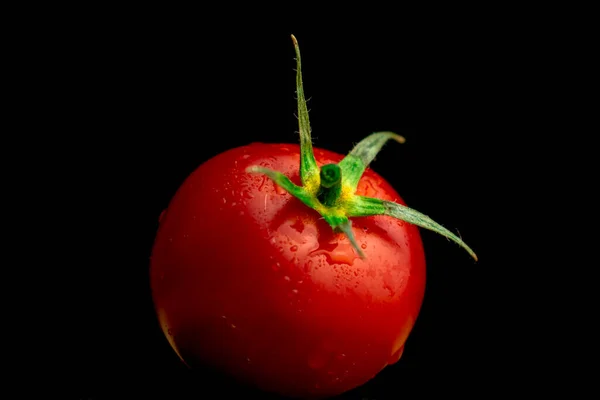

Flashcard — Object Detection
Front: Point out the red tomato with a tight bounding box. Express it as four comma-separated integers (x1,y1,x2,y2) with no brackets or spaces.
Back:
150,143,426,398
150,34,475,399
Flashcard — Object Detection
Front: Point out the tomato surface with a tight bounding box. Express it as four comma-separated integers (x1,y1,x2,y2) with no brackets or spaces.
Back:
150,142,426,398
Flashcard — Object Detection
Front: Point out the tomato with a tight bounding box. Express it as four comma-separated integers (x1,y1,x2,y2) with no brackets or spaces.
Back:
151,143,424,397
149,35,476,399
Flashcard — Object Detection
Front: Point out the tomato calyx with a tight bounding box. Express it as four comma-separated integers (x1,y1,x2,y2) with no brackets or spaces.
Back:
247,35,478,261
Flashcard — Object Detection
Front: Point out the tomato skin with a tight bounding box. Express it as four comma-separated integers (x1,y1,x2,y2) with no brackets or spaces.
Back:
150,143,426,398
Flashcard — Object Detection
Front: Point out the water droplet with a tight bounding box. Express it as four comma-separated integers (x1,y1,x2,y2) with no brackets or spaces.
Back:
336,353,346,360
242,154,250,159
246,357,252,364
291,289,299,295
305,260,313,272
310,240,359,265
231,202,236,207
222,198,227,204
271,262,281,271
290,245,298,252
239,211,245,216
361,243,367,249
258,176,267,191
383,273,396,296
284,276,291,282
291,218,305,233
167,328,173,336
221,315,227,319
231,324,236,329
297,280,303,284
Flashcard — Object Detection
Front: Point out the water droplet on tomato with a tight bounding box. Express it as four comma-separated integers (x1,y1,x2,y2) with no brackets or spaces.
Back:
291,218,305,233
305,260,313,272
361,243,367,249
257,176,267,191
167,328,173,336
242,154,250,159
246,357,252,364
284,275,291,282
231,324,236,329
231,202,236,207
310,240,359,265
221,315,227,319
291,289,299,295
383,273,396,296
290,245,298,252
271,262,280,271
222,198,227,204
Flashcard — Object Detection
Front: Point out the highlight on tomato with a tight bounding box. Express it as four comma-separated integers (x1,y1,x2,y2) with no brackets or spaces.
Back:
150,34,477,399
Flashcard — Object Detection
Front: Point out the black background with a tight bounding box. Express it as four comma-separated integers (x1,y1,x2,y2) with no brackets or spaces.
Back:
25,11,572,399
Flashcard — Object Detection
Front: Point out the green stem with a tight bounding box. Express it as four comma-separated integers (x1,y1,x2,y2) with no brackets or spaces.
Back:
317,164,342,207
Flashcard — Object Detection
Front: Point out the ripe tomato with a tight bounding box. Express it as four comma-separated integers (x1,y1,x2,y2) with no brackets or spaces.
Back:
149,35,475,398
151,143,426,398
